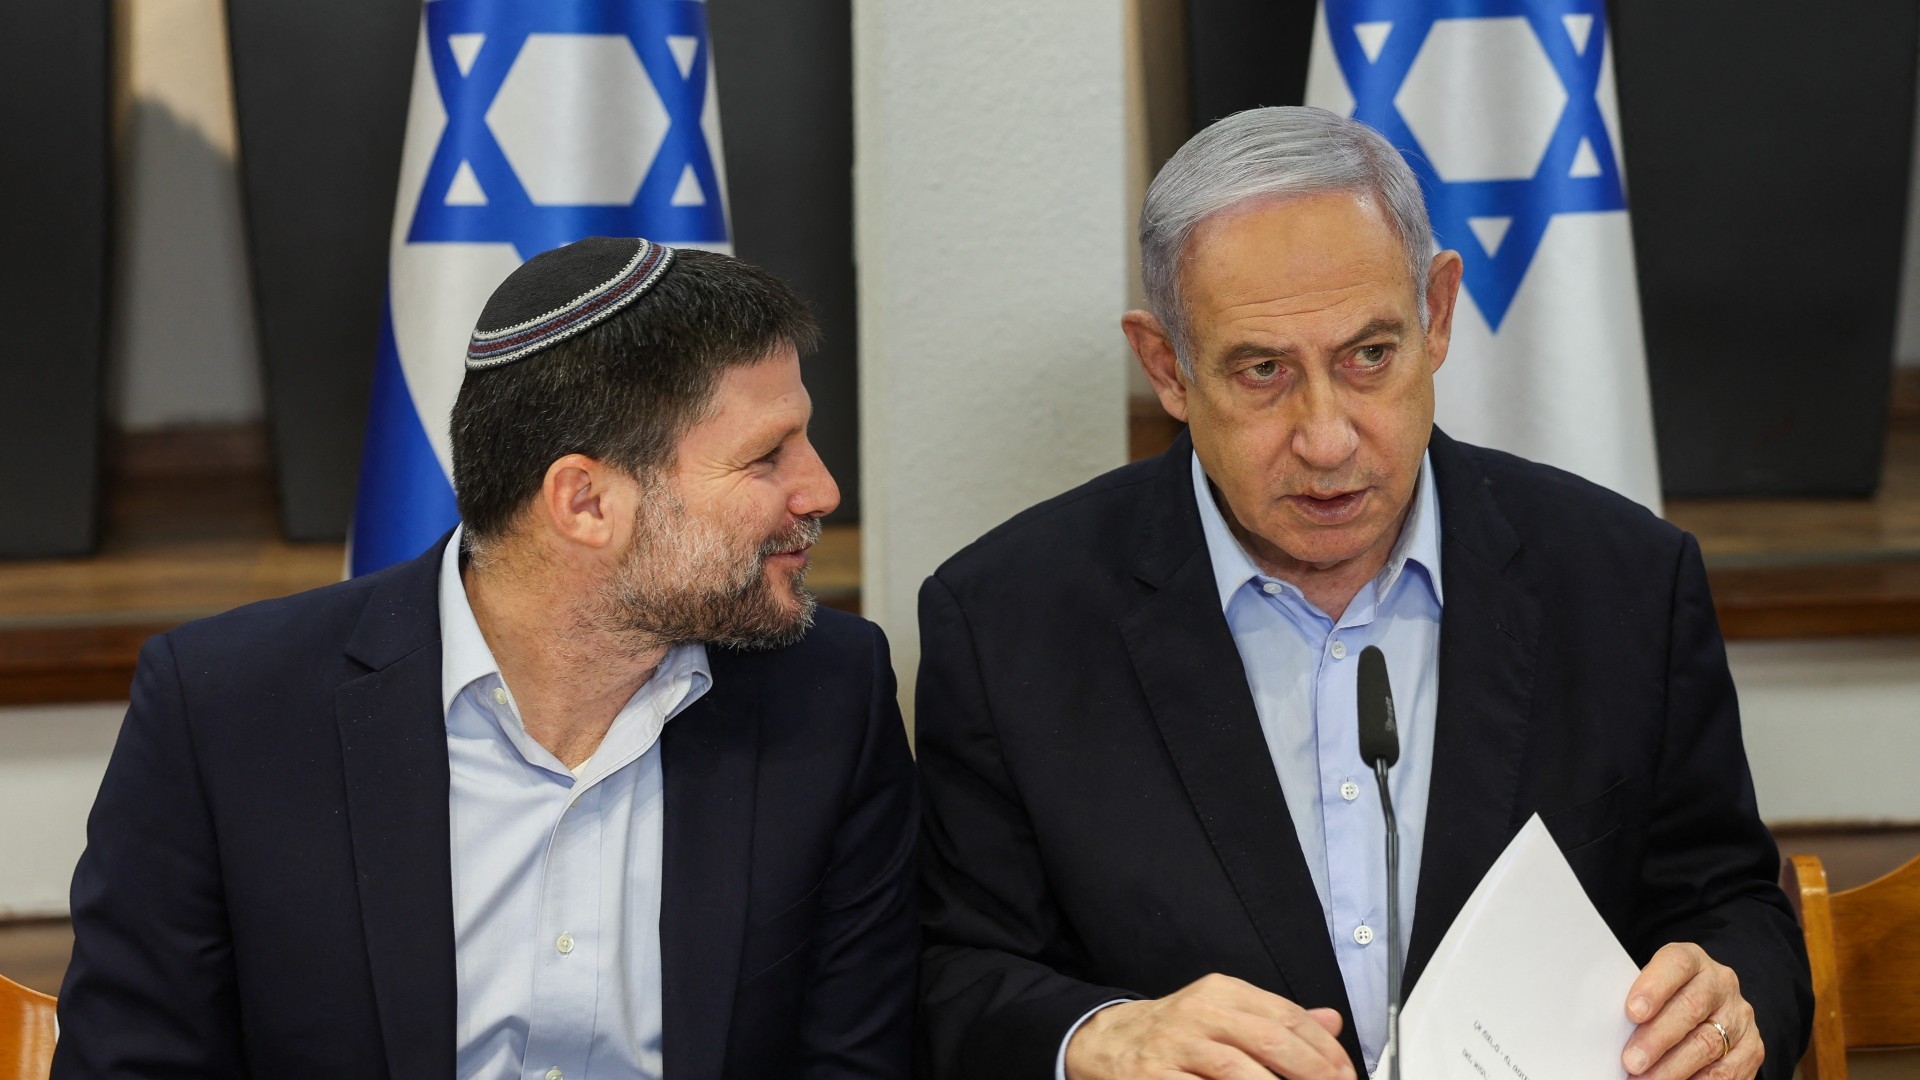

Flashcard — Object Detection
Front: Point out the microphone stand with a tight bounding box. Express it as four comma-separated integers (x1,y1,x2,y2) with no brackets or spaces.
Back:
1374,758,1401,1080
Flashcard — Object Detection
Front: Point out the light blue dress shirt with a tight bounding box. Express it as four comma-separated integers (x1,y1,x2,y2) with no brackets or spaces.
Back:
1192,449,1442,1072
439,529,712,1080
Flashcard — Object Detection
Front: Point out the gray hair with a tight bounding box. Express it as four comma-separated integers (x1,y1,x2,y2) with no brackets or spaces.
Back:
1140,106,1437,376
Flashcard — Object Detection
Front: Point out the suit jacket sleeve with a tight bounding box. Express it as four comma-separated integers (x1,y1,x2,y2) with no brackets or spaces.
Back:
915,574,1138,1080
789,620,922,1079
53,634,247,1079
1629,533,1811,1079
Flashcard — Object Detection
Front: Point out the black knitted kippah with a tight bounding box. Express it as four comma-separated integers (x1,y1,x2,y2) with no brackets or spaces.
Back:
465,236,676,370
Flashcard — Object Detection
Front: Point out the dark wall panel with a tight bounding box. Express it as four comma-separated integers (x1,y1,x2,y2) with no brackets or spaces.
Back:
1613,1,1918,496
710,0,860,520
1186,0,1317,127
0,0,111,557
227,0,417,541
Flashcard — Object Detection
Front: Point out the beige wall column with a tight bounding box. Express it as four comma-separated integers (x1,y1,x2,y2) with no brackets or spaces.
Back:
854,0,1132,721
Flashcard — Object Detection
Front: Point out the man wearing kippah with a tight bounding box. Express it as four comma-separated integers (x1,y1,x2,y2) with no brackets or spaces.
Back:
915,108,1810,1080
55,238,917,1079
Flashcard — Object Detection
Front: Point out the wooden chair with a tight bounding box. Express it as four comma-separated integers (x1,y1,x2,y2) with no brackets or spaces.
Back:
1783,853,1920,1079
0,972,54,1080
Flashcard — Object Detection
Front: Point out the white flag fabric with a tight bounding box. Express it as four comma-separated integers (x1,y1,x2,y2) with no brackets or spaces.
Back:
1306,1,1662,512
350,0,733,575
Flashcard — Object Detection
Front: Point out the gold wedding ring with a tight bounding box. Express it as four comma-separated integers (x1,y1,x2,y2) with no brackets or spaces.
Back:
1709,1020,1731,1061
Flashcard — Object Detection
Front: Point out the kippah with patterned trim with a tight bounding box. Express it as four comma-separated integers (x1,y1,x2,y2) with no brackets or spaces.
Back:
465,236,676,371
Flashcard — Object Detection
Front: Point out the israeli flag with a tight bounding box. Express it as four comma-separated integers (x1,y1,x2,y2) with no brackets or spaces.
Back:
350,0,732,575
1307,0,1662,512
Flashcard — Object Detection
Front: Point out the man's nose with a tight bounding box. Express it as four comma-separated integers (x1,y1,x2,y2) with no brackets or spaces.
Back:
788,437,841,519
1291,380,1359,470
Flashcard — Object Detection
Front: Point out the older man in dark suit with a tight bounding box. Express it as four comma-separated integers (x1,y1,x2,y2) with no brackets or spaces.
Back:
56,238,917,1079
914,108,1810,1080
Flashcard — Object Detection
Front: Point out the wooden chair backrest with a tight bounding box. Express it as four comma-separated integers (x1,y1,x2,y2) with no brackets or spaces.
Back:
0,973,54,1080
1783,852,1920,1080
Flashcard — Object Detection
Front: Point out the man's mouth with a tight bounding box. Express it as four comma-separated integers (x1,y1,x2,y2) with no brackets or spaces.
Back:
1283,489,1367,525
761,518,823,565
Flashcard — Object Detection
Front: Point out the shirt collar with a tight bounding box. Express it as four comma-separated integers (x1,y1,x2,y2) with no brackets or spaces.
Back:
436,525,713,719
439,526,500,718
1190,448,1444,613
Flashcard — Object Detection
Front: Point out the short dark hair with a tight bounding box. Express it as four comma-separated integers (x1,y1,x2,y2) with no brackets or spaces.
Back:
449,248,819,544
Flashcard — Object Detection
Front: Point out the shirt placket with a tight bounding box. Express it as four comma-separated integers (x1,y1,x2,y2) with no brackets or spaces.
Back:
1316,586,1387,1065
522,778,605,1080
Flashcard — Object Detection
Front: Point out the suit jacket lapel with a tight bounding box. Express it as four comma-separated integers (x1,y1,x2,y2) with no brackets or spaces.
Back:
1404,430,1541,992
335,539,457,1080
1119,433,1361,1063
659,651,761,1080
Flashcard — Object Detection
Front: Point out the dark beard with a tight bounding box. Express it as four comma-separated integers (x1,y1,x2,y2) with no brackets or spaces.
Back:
607,507,822,652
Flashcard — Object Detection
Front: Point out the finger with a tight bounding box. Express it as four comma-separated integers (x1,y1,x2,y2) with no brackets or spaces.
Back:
1304,1007,1344,1039
1180,976,1351,1073
1218,986,1350,1066
1167,976,1354,1079
1188,973,1309,1022
1723,1031,1765,1080
1705,1043,1762,1080
1700,1004,1762,1080
1171,1038,1327,1080
1639,1019,1731,1080
1625,970,1723,1073
1627,943,1706,1024
1213,1014,1357,1080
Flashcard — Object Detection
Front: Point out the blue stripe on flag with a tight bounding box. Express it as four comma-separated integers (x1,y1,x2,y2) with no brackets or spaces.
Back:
350,300,460,576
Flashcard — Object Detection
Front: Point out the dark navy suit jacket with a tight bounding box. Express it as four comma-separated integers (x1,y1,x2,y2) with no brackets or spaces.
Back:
54,535,918,1079
915,429,1812,1079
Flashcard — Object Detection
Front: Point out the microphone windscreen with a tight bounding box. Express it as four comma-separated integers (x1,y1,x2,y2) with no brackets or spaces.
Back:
1357,645,1400,767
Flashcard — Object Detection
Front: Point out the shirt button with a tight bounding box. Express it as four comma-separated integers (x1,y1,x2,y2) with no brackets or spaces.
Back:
1354,924,1375,946
556,932,574,956
1330,640,1348,660
545,1070,563,1080
1340,779,1360,802
1262,581,1282,595
491,686,508,706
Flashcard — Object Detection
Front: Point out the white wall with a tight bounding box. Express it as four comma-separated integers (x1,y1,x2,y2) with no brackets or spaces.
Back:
2,640,1912,916
1730,637,1920,823
0,704,125,918
108,0,263,429
854,0,1132,717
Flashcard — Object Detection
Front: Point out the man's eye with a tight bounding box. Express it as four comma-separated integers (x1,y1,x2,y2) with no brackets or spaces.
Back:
1247,360,1280,380
1355,345,1389,367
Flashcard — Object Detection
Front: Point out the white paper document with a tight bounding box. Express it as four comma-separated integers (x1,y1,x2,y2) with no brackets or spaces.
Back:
1385,815,1640,1080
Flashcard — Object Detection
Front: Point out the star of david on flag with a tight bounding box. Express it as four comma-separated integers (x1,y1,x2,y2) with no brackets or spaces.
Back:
350,0,732,576
1306,0,1663,511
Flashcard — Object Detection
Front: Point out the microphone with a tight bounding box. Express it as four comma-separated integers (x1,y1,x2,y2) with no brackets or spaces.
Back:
1357,645,1402,1080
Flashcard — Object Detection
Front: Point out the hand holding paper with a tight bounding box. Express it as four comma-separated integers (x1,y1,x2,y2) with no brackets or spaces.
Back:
1380,815,1764,1080
1620,941,1761,1080
1389,815,1641,1080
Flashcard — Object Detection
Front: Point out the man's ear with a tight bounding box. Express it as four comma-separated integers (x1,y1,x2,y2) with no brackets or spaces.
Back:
537,453,630,550
1422,250,1464,374
1122,309,1191,423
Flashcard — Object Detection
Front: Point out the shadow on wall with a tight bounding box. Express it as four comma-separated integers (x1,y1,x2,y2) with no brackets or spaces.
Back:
107,98,262,432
